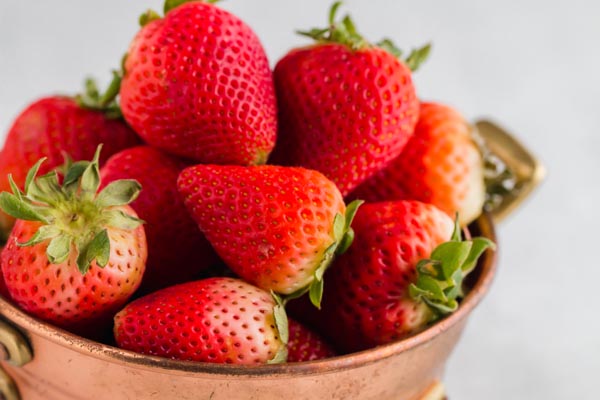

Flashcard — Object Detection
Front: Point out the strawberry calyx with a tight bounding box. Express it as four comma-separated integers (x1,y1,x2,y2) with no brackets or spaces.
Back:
297,1,369,50
376,39,432,72
0,146,143,275
285,199,364,309
269,292,289,364
408,216,496,316
139,0,221,27
75,72,123,119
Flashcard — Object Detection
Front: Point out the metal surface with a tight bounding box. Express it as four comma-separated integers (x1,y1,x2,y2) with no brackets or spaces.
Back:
0,214,496,400
476,119,546,222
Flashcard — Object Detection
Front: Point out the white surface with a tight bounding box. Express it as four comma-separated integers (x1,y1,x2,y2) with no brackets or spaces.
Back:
0,1,598,399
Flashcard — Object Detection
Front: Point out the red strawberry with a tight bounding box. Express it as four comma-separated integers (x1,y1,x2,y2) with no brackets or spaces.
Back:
0,250,9,300
287,318,336,362
0,148,147,333
350,102,486,225
101,146,218,293
319,201,494,353
270,2,427,195
114,277,288,364
119,0,277,166
177,164,361,306
0,96,140,237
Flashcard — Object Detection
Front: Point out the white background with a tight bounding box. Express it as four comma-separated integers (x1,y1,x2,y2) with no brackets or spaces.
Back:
1,1,598,399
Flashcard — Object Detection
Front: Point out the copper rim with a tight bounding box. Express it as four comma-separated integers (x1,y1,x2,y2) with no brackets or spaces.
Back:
0,213,497,378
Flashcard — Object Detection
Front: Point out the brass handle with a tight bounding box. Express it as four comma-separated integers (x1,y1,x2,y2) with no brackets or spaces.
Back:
475,120,546,223
0,319,32,400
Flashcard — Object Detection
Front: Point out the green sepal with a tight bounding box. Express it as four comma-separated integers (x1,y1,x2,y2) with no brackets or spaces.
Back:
336,227,354,255
139,9,161,26
80,146,102,201
308,278,325,309
103,209,144,230
76,229,110,274
404,43,432,72
376,38,403,58
46,235,72,265
332,213,345,242
268,292,289,364
296,1,369,50
0,192,48,223
96,180,142,208
63,161,89,188
27,171,64,205
76,74,123,119
24,158,47,195
408,216,495,317
18,225,61,247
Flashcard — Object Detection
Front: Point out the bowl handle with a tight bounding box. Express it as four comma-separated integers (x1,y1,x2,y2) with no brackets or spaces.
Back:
0,319,32,400
475,120,546,223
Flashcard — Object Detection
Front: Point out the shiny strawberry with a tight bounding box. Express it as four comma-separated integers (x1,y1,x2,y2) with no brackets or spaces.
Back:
119,0,277,166
287,319,336,362
351,102,486,225
0,96,140,238
270,2,427,195
177,164,361,306
101,146,218,293
114,277,288,364
320,201,494,353
0,148,147,333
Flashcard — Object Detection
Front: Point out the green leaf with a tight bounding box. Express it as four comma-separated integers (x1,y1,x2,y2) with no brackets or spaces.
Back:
46,235,72,265
104,209,144,230
8,175,22,201
344,200,363,231
98,70,122,107
377,38,403,58
450,214,462,241
164,0,193,14
0,192,47,222
405,43,432,72
422,297,458,314
139,9,161,26
272,293,289,344
267,346,288,365
24,158,46,195
63,161,89,188
309,278,325,309
336,227,355,255
80,146,102,199
28,172,63,205
18,225,61,247
461,237,496,274
96,180,142,208
76,229,111,274
315,243,336,281
328,1,343,26
84,78,100,101
332,213,344,242
430,241,471,281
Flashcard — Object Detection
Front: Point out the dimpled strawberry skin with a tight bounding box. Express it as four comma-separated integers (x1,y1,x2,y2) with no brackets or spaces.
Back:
114,278,284,364
287,318,336,362
120,2,277,166
272,44,419,195
1,211,147,331
177,165,346,294
350,102,485,225
321,201,454,352
101,146,219,293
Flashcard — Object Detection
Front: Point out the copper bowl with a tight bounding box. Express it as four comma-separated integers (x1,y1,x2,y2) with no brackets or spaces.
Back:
0,121,544,400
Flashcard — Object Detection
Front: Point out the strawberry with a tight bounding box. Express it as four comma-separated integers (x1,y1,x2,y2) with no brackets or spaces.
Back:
0,96,140,238
0,148,147,333
177,164,361,306
318,201,494,353
270,2,428,196
287,318,336,362
114,277,288,364
350,102,486,225
101,146,218,293
119,0,277,166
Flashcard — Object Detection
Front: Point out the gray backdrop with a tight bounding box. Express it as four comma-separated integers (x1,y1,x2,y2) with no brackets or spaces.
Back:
1,1,598,399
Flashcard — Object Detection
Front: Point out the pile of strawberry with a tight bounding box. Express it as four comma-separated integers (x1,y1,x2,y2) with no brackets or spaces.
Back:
0,1,495,364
